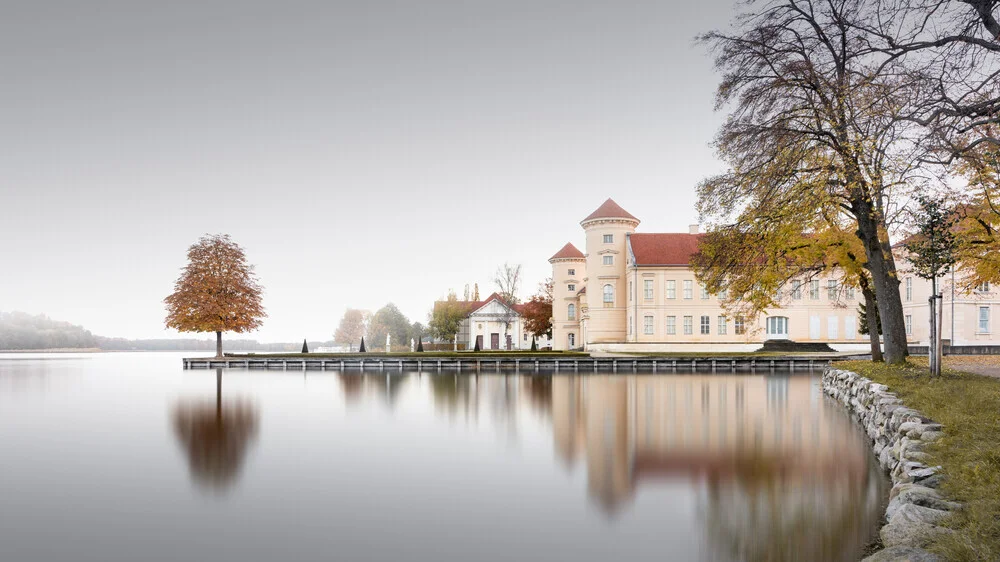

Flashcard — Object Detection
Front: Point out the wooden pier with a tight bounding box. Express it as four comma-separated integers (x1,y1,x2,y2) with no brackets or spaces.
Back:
182,355,848,374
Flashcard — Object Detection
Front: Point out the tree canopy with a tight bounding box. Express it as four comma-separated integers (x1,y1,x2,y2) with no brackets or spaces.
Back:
164,234,265,356
522,279,553,339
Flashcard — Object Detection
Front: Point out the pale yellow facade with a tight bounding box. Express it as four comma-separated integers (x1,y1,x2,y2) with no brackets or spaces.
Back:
550,200,871,352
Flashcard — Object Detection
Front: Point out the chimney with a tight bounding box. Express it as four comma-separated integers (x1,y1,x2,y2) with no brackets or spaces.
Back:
688,224,700,234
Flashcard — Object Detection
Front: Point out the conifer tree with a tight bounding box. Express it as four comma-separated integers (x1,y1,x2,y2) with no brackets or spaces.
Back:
530,338,537,352
473,338,480,352
417,338,424,352
358,337,366,353
301,339,309,354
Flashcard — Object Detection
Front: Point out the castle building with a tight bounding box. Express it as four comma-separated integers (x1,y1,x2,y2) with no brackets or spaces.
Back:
549,198,999,352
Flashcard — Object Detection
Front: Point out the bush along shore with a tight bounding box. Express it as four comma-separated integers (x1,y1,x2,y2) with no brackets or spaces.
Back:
825,368,957,561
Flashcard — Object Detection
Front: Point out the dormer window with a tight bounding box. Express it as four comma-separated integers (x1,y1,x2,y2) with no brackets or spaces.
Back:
568,269,575,276
603,234,614,243
568,284,576,291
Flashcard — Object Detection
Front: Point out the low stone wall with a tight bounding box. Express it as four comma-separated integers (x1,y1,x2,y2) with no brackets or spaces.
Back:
823,368,962,562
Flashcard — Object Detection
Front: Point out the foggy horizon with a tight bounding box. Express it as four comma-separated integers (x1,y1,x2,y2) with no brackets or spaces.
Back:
2,1,736,341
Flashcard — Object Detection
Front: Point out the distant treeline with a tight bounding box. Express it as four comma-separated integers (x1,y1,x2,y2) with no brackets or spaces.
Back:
0,311,99,350
97,337,336,352
0,311,332,351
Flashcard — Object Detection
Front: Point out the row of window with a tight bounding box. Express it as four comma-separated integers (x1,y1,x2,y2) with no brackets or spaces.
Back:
902,307,992,335
903,278,991,302
786,280,855,300
633,315,748,336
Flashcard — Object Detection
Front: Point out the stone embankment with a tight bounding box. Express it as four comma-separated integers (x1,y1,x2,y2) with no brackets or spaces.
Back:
823,368,962,562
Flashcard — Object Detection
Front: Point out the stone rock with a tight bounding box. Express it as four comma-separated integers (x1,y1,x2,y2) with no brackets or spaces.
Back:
921,431,944,442
862,545,943,562
880,504,951,548
886,485,961,520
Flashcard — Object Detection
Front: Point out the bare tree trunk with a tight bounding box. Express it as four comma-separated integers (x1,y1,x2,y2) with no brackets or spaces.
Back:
934,295,944,376
929,293,937,375
861,280,883,362
216,331,223,358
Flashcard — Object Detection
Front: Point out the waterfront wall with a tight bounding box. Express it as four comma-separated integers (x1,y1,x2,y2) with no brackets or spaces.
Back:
823,368,961,561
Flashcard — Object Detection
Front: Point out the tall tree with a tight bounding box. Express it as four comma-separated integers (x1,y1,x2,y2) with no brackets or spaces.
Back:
429,291,467,349
164,234,265,357
697,0,1000,363
903,195,960,375
366,303,411,352
494,262,522,349
333,308,367,350
522,279,554,341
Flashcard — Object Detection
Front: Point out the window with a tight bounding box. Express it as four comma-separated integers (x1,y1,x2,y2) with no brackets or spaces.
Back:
683,316,693,335
683,280,693,299
905,278,912,301
734,317,745,335
810,280,820,300
827,316,839,339
603,234,614,244
845,316,857,339
568,303,576,321
644,316,654,335
905,315,913,335
568,333,575,348
629,281,632,302
718,316,727,335
644,279,653,300
568,268,575,276
977,282,991,293
792,280,802,300
845,286,855,299
718,288,728,300
828,280,838,299
980,307,990,333
666,316,676,335
700,315,710,335
666,280,676,299
767,316,789,337
524,333,528,341
603,284,614,307
603,255,613,266
567,284,575,292
700,285,710,299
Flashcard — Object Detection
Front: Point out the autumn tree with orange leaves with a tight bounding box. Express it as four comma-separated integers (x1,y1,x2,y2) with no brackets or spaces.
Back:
164,234,266,357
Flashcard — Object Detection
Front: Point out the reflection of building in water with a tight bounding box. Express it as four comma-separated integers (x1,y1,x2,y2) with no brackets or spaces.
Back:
552,376,871,513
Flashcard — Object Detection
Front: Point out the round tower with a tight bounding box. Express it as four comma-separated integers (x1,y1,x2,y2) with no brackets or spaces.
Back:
580,199,639,347
549,242,586,350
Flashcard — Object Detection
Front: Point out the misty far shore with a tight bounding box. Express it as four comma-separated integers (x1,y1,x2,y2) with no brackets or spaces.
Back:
0,311,334,352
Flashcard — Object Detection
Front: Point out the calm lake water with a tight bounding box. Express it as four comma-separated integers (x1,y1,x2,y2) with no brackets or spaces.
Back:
0,352,886,562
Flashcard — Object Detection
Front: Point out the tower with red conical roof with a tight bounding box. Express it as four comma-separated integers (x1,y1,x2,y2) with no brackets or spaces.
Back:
549,242,586,350
581,199,639,346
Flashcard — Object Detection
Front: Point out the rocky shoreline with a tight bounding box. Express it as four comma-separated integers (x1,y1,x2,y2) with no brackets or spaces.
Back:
823,368,961,562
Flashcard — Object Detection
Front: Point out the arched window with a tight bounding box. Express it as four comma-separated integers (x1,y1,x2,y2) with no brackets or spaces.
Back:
603,284,614,308
568,303,576,321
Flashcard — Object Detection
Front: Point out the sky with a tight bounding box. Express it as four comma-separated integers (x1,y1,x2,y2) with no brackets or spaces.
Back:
1,0,737,342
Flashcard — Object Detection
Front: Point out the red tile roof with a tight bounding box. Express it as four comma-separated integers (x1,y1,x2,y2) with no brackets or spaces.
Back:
581,198,639,224
549,242,585,261
629,233,703,265
434,292,525,317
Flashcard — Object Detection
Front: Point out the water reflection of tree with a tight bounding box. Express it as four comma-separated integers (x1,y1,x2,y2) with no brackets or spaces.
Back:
429,373,476,418
172,369,259,492
337,373,410,407
699,453,883,562
521,375,552,417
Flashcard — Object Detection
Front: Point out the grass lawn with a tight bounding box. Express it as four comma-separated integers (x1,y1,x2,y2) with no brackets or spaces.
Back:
835,358,1000,561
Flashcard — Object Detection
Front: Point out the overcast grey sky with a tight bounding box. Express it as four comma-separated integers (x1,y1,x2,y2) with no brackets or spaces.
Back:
1,0,736,341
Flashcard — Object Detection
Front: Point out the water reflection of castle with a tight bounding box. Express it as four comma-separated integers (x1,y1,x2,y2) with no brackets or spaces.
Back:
551,376,870,513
